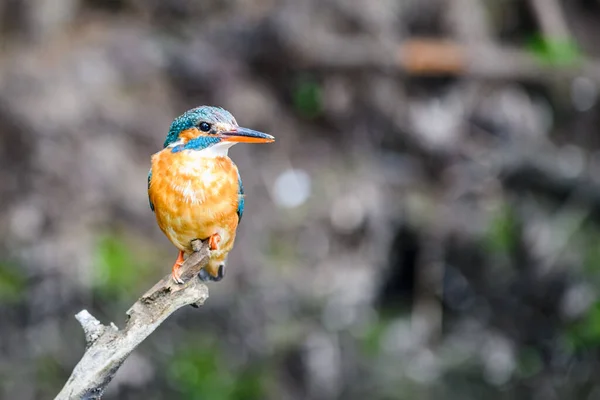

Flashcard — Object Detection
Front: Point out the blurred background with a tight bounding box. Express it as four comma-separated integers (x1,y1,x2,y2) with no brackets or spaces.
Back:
2,0,600,399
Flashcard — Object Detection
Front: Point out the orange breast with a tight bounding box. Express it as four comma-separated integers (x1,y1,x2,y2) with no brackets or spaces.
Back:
148,148,240,257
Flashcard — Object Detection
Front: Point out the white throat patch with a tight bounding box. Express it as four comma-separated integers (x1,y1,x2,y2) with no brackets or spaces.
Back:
168,139,236,157
201,141,236,157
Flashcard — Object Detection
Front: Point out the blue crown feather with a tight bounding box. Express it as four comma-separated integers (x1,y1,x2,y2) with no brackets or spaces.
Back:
163,106,237,148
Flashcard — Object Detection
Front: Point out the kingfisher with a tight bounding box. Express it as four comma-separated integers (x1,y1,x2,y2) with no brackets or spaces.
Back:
148,106,274,284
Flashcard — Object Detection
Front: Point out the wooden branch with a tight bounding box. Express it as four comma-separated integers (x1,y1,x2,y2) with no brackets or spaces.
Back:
270,11,600,84
55,240,210,400
292,35,600,83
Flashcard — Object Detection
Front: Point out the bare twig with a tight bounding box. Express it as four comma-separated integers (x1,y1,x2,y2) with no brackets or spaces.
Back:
446,0,493,43
271,9,600,84
55,239,210,400
291,35,600,83
529,0,571,40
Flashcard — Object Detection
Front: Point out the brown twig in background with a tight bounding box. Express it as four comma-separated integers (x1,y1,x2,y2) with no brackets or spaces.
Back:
295,36,600,83
272,7,600,84
54,240,210,400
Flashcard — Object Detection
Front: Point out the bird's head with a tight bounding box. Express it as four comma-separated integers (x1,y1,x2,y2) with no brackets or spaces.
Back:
163,106,274,154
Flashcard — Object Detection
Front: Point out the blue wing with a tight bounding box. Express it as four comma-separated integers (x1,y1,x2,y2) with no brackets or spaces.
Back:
237,169,244,222
148,169,155,212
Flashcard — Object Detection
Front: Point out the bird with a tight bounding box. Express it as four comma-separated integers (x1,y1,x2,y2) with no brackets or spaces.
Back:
148,106,274,284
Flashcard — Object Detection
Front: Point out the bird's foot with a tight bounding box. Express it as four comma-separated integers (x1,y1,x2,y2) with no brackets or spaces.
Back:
209,233,221,251
198,264,225,282
171,250,185,284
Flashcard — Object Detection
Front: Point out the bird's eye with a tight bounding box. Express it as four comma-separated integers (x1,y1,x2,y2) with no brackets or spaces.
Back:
199,122,211,132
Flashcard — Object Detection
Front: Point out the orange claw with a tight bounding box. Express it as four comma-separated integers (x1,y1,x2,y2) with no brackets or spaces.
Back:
171,250,185,284
209,233,221,251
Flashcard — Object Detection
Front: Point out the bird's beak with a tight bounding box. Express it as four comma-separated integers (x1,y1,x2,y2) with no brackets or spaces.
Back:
220,127,275,143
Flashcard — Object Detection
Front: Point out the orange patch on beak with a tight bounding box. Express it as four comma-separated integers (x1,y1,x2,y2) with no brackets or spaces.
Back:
221,127,275,144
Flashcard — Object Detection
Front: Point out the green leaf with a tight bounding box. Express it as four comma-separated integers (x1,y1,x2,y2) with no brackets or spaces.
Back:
0,263,26,303
293,76,323,119
526,34,583,66
485,204,518,254
93,234,151,297
230,368,267,400
358,317,393,357
168,339,267,400
565,301,600,350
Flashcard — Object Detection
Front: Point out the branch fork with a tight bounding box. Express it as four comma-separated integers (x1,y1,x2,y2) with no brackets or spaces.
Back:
55,239,210,400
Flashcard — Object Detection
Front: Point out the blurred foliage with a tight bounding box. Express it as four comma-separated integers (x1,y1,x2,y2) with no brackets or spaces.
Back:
526,35,583,66
2,0,600,399
168,337,267,400
583,226,600,275
92,233,158,299
0,263,26,304
359,317,392,358
267,232,299,267
292,76,323,119
516,347,543,379
565,301,600,351
35,355,65,398
485,203,519,255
